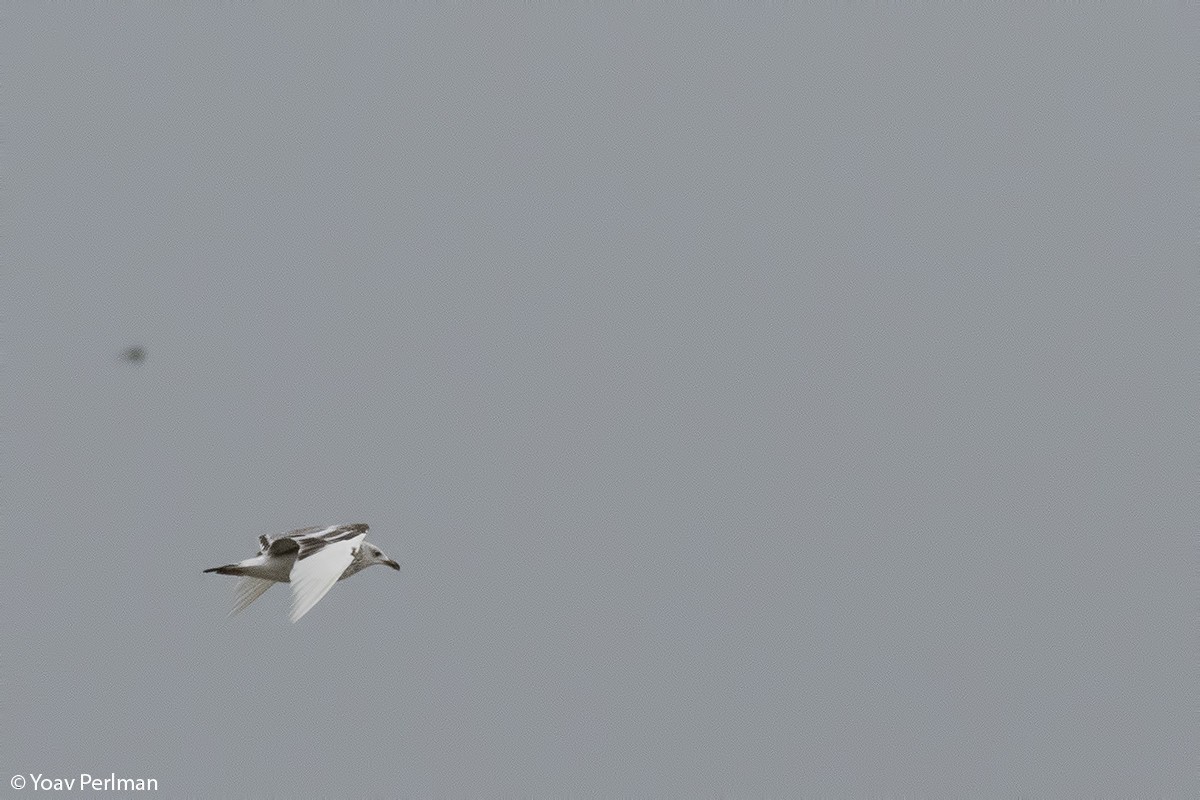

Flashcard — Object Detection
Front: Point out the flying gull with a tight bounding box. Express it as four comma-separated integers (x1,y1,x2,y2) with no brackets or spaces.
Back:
204,523,400,622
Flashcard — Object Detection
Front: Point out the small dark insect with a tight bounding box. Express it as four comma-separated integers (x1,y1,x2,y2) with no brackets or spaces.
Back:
122,345,146,363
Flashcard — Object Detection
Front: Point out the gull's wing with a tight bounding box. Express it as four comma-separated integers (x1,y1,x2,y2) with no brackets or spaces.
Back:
290,523,369,553
266,537,301,558
288,531,367,622
278,524,330,541
230,577,275,615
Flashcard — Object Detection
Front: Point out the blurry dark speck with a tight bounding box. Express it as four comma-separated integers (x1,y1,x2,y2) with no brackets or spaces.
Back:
122,345,146,363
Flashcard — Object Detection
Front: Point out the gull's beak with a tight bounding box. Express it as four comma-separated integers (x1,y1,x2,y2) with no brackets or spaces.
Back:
384,559,400,571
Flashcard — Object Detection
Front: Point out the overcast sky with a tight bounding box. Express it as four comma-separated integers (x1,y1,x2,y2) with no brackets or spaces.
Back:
4,5,1194,797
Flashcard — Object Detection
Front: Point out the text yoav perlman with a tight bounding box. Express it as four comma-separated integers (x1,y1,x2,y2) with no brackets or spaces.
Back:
25,773,158,791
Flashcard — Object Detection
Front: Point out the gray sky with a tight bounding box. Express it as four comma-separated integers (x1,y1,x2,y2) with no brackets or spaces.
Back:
4,5,1194,797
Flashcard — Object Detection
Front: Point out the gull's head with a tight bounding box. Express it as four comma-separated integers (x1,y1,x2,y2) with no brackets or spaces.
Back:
363,542,401,571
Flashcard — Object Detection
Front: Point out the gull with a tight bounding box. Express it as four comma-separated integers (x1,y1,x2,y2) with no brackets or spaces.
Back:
203,523,400,622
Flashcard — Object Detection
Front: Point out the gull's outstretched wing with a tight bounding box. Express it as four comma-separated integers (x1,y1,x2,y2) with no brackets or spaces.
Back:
231,576,275,615
288,531,367,622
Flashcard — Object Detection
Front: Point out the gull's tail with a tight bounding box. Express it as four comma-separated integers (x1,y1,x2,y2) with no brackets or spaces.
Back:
203,564,247,576
203,564,276,615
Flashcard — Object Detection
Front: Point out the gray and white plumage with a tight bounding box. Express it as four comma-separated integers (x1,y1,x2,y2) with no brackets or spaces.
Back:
203,523,400,622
